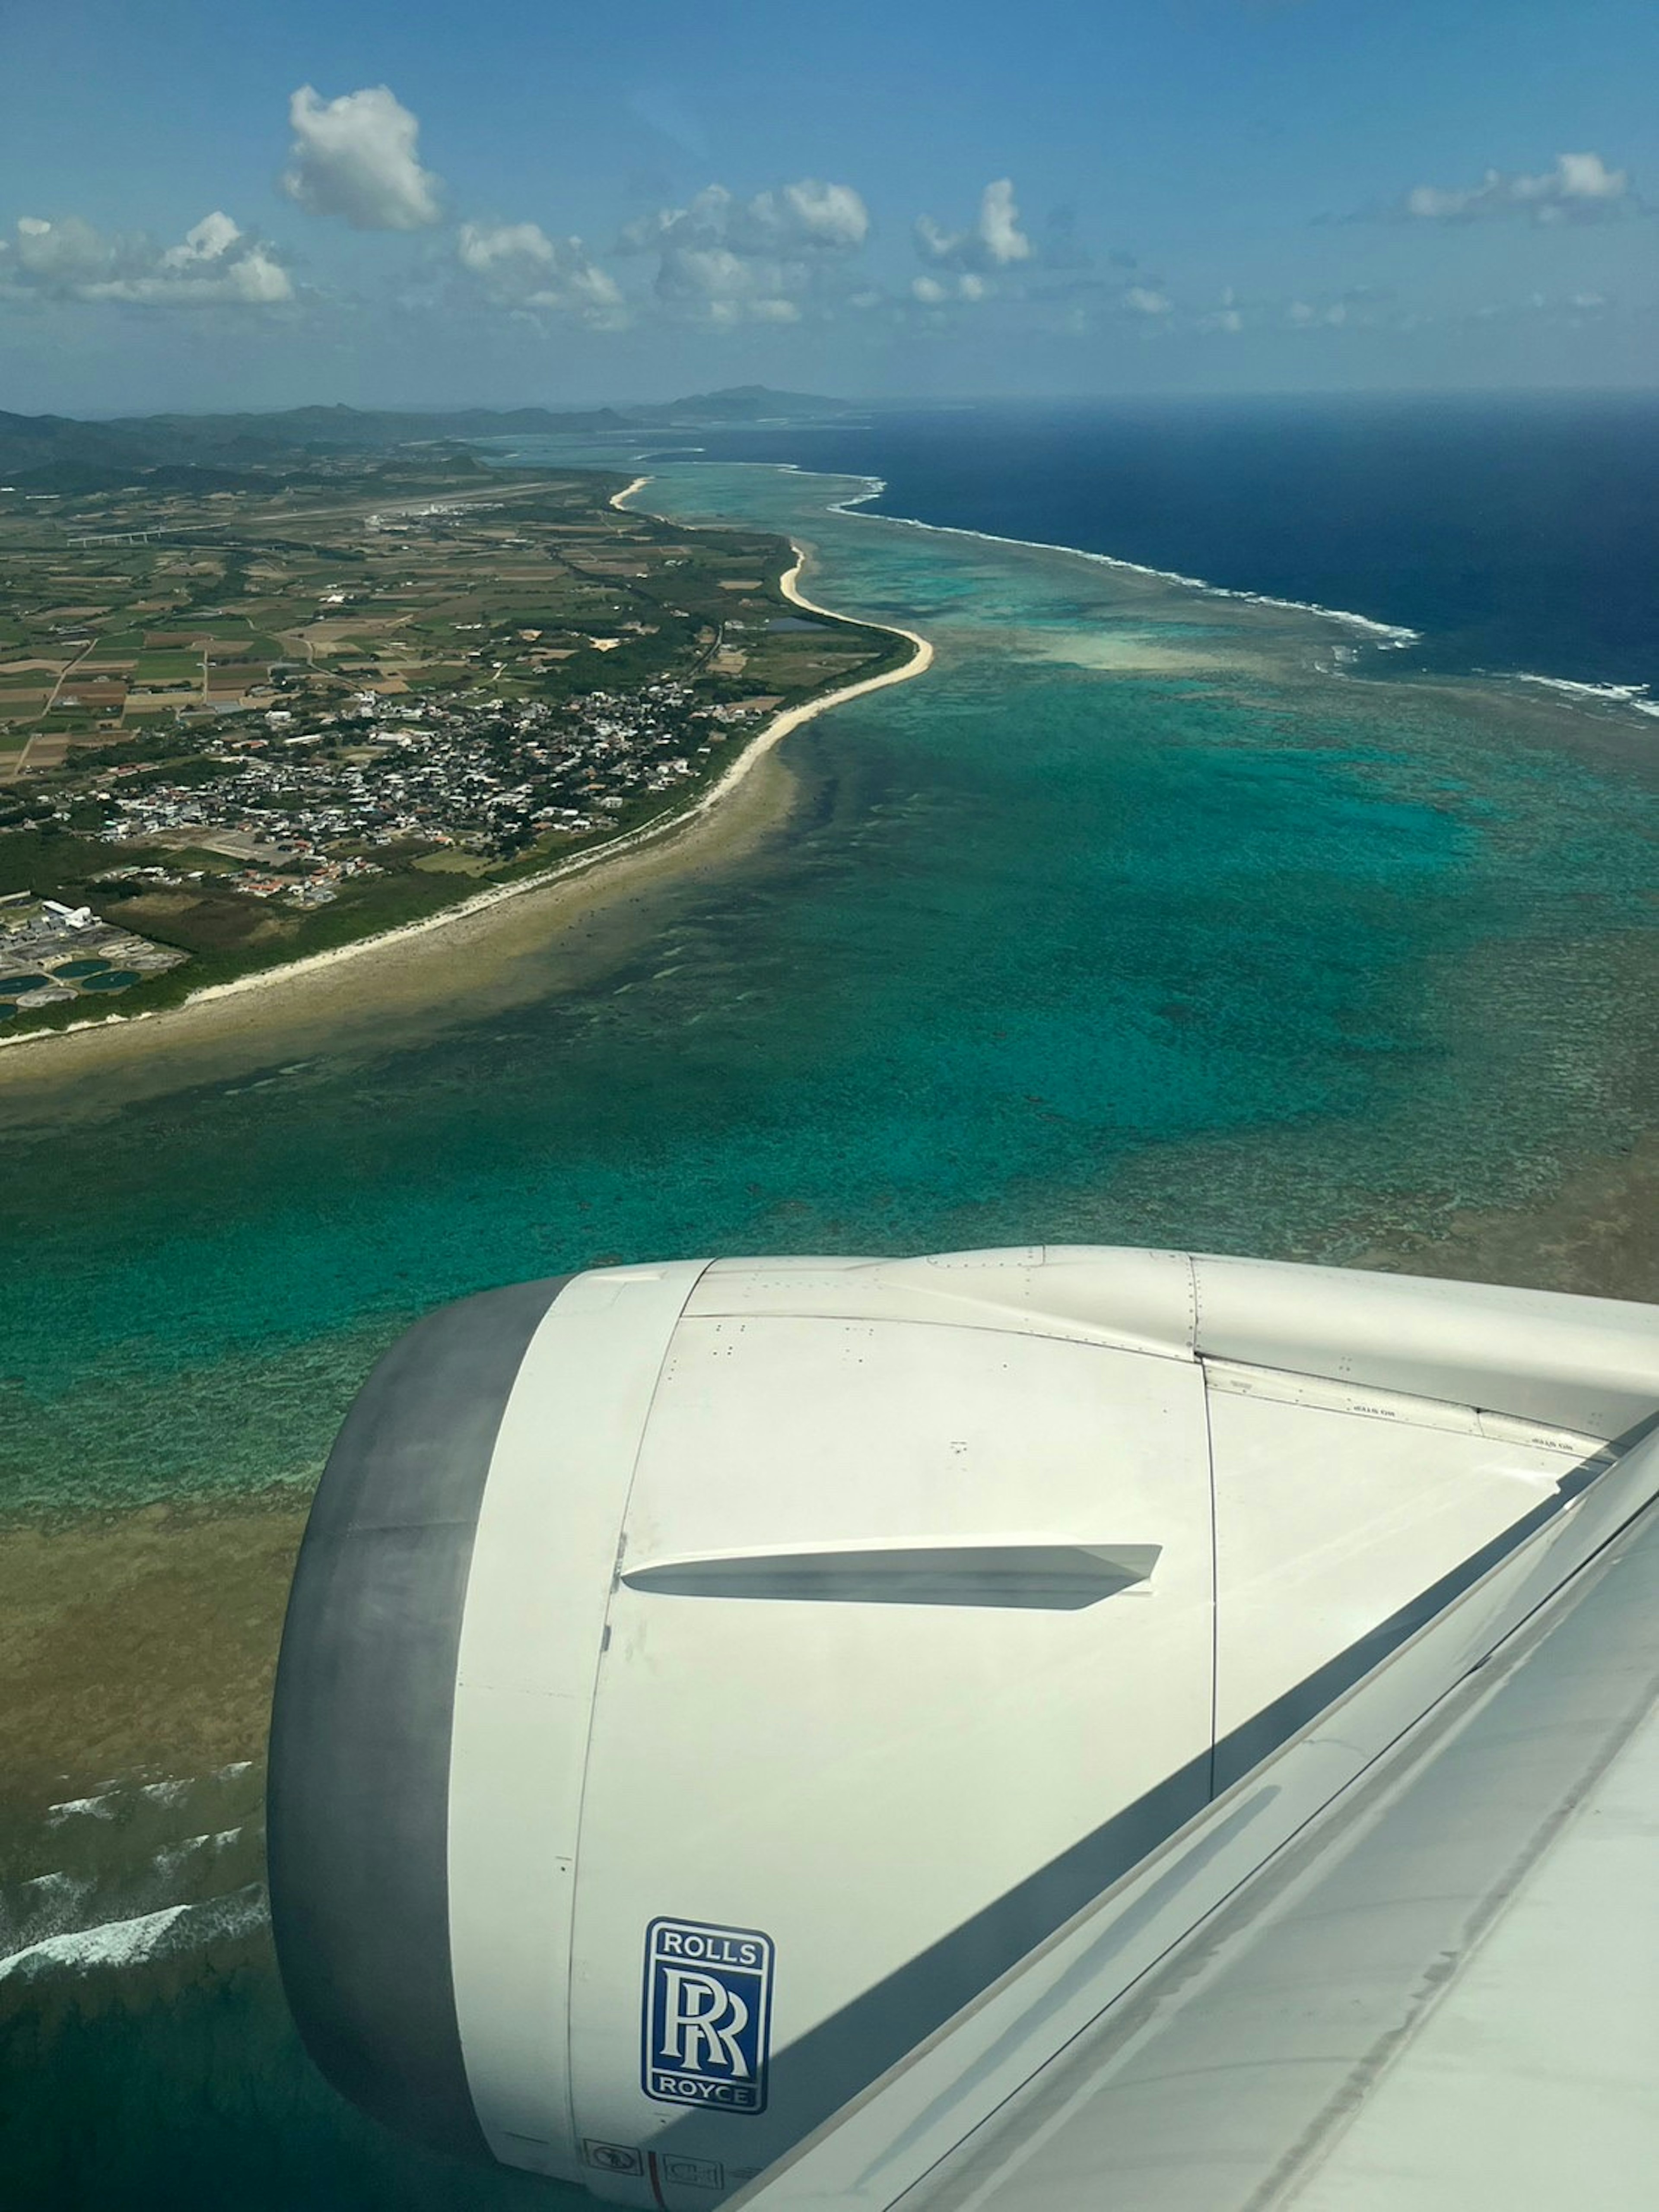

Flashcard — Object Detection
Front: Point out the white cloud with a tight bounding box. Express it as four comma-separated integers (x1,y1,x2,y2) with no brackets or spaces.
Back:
910,271,989,307
282,84,442,231
656,245,801,324
1288,298,1348,328
978,179,1032,267
0,211,292,306
1396,150,1633,225
773,179,869,249
916,178,1033,272
7,214,114,288
1123,285,1172,316
619,178,869,260
455,221,624,324
1195,286,1244,335
618,177,869,323
1554,153,1624,202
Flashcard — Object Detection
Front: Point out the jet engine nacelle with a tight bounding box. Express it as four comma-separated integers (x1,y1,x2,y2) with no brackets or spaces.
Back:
267,1248,1659,2206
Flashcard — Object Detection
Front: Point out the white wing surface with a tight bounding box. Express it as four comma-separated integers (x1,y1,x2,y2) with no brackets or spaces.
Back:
732,1438,1659,2212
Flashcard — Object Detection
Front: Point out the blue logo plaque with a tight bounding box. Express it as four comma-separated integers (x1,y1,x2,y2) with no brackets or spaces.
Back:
642,1917,775,2114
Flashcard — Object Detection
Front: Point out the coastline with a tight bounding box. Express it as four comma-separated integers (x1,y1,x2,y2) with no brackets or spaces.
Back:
6,456,1657,1845
779,466,1423,649
822,467,1659,711
0,486,931,1076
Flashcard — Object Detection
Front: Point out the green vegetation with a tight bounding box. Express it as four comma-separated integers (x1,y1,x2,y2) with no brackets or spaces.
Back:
0,446,908,1036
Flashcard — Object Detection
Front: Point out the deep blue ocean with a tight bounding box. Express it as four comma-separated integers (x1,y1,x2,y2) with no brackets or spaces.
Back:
677,392,1659,692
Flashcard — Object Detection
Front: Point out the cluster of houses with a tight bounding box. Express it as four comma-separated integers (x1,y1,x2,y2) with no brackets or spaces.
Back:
85,676,749,873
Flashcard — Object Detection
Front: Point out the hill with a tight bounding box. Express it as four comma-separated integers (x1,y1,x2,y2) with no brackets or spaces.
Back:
0,387,853,489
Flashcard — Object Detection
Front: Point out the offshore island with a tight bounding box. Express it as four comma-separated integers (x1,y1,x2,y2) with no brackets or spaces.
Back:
0,392,925,1049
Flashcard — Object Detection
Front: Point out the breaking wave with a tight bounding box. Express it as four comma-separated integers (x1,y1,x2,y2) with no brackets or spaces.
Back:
1510,672,1659,720
817,472,1420,648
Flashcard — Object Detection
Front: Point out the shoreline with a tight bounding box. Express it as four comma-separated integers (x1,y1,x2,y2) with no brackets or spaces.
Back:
701,460,1421,650
857,506,1419,647
0,484,931,1070
820,464,1659,711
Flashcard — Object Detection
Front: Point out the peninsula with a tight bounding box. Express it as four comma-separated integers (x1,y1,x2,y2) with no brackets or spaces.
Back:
0,421,926,1047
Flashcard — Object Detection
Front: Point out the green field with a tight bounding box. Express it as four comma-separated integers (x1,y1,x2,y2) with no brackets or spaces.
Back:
133,653,203,682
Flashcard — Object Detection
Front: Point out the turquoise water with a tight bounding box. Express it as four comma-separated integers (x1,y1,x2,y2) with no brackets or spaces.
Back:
3,460,1657,1518
2,460,1657,2208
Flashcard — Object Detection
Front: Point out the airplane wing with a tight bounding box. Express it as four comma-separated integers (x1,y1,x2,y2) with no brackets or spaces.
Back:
731,1445,1659,2212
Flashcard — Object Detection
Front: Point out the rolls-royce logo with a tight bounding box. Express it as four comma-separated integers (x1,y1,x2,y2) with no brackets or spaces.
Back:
642,1917,774,2113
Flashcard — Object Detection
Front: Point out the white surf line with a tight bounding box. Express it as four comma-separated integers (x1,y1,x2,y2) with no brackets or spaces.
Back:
865,509,1420,645
605,455,1656,721
849,474,1659,711
0,1883,267,1983
0,482,932,1057
827,474,887,515
1510,672,1659,720
652,455,1421,648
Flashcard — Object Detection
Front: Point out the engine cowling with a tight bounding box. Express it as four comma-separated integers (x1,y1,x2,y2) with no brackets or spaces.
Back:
267,1248,1656,2204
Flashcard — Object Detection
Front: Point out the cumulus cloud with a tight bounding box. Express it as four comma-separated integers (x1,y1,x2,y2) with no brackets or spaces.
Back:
1461,285,1624,329
0,211,292,306
769,178,869,249
455,220,624,324
619,179,869,260
915,179,1033,273
283,84,443,231
1288,298,1347,326
1389,150,1635,225
1123,284,1172,316
617,177,869,323
655,246,803,324
910,271,987,306
1195,287,1244,335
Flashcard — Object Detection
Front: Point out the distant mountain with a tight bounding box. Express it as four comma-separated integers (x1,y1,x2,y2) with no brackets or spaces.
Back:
0,410,163,483
623,385,854,425
0,387,854,488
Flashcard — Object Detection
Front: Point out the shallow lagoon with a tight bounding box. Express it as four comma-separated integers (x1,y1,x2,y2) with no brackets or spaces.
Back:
4,460,1656,1518
2,459,1656,2206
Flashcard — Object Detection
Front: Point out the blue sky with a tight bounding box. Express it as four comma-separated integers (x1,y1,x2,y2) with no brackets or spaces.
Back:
2,0,1655,413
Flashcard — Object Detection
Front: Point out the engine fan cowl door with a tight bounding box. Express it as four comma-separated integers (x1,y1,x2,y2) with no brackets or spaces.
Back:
566,1313,1215,2196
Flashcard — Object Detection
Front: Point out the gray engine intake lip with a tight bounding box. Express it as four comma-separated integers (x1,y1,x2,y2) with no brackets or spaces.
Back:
266,1274,571,2161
